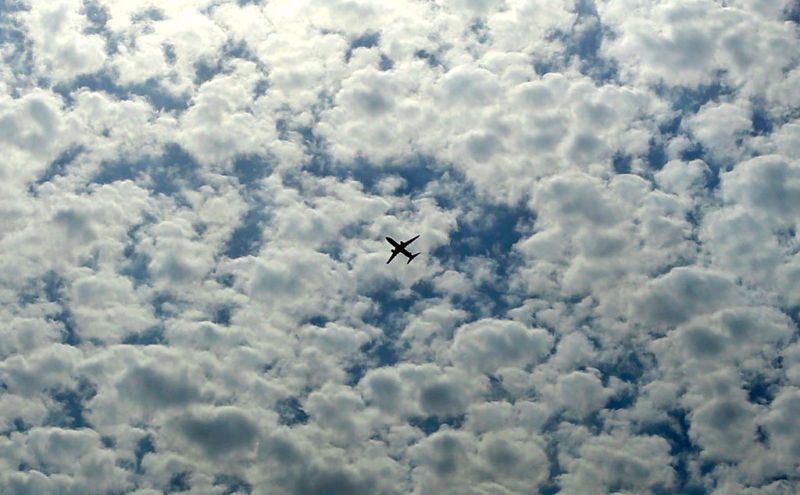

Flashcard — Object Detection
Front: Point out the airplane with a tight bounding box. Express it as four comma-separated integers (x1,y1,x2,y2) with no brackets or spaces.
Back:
386,235,421,264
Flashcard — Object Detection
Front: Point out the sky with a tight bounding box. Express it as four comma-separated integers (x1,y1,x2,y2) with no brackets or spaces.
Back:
1,0,800,494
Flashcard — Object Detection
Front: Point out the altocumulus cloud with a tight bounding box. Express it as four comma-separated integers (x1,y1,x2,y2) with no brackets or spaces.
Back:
1,0,799,493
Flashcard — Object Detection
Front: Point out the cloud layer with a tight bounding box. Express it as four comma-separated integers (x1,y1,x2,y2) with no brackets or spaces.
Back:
2,0,799,493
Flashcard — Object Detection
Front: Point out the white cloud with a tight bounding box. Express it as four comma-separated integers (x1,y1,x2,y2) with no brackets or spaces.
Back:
21,0,107,82
0,426,128,494
0,90,65,178
2,0,800,492
556,369,611,420
684,101,753,163
655,158,710,196
722,155,800,226
760,387,800,472
558,431,675,494
449,318,553,374
631,267,736,328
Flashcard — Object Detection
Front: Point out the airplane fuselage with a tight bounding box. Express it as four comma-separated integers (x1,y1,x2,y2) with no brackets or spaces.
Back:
386,235,421,264
387,237,413,256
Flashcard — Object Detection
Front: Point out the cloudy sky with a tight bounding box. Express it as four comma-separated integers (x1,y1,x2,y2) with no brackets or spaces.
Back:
1,0,800,493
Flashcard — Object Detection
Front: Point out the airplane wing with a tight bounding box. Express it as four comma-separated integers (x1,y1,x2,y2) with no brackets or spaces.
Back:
400,235,420,248
386,250,399,264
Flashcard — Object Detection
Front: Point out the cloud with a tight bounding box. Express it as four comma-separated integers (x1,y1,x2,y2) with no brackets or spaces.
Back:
449,318,553,374
632,267,736,328
174,406,259,456
722,155,800,224
655,158,710,195
0,89,65,176
558,430,675,494
761,387,800,471
2,0,799,493
0,426,128,494
117,365,201,410
21,0,107,82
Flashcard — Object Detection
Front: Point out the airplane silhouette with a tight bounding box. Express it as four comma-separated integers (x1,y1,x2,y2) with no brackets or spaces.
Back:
386,235,421,264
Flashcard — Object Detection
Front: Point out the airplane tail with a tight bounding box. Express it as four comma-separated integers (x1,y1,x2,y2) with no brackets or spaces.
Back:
407,252,421,264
